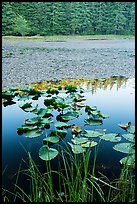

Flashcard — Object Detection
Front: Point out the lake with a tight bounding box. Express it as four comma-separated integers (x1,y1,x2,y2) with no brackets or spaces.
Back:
2,76,135,199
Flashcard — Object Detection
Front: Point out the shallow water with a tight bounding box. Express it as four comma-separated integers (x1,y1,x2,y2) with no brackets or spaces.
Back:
2,77,135,198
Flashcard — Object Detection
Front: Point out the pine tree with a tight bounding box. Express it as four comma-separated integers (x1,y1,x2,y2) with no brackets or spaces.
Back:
2,2,135,36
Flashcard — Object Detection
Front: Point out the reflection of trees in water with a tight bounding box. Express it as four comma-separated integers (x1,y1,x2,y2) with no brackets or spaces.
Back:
27,76,128,93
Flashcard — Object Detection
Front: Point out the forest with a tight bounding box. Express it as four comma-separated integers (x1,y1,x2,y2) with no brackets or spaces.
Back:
2,2,135,36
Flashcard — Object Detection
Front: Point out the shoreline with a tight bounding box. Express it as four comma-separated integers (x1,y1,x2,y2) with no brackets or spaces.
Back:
2,38,135,90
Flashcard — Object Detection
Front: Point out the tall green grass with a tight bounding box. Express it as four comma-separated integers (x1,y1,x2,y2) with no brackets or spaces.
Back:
2,143,135,202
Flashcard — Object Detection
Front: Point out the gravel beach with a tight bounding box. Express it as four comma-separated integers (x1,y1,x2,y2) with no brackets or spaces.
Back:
2,39,135,90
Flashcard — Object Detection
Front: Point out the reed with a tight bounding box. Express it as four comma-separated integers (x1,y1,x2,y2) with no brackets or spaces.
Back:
2,144,135,202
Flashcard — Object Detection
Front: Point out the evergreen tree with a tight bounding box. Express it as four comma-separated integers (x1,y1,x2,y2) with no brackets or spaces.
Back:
2,2,135,36
2,2,16,35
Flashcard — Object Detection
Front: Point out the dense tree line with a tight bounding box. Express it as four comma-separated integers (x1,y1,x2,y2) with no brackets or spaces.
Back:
2,2,135,36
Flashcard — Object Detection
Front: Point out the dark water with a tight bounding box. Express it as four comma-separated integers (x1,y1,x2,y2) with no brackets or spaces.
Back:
2,77,135,199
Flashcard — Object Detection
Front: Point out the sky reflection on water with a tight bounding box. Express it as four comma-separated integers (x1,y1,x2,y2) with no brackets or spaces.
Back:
2,77,135,191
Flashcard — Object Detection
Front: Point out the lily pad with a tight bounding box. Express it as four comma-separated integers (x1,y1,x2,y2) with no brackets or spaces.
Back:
27,88,42,96
71,137,89,145
23,106,36,112
25,117,41,125
65,85,77,93
67,142,86,154
16,94,33,101
19,102,32,109
61,111,78,121
39,145,58,161
85,105,97,114
83,130,103,138
113,143,135,154
17,125,38,132
47,88,59,95
53,101,69,110
81,141,98,148
88,114,103,121
50,130,67,137
100,133,120,142
99,113,110,119
55,122,69,129
74,96,86,102
40,117,52,124
3,100,16,107
127,126,135,134
37,108,53,118
75,102,85,107
84,118,102,126
43,136,59,144
2,90,17,101
24,129,43,138
44,97,56,106
122,133,135,142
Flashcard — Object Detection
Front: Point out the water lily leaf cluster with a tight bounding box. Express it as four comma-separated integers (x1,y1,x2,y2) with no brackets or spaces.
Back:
8,84,109,160
2,84,134,165
2,90,18,106
84,106,110,126
113,124,135,166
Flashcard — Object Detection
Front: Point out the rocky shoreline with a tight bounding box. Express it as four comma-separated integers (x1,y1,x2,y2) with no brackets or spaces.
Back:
2,39,135,90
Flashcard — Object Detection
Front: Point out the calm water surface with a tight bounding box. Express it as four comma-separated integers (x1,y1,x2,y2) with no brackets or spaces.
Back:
2,77,135,196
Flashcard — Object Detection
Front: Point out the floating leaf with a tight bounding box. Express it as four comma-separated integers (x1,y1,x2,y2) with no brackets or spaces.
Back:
75,102,85,107
17,125,38,132
50,129,67,137
55,122,69,129
39,145,58,161
120,155,135,166
16,94,33,101
65,85,77,93
67,142,86,154
40,117,52,124
53,101,69,110
2,90,17,100
127,126,135,134
47,88,59,95
100,133,120,142
95,128,107,134
88,114,103,121
85,105,97,114
44,97,56,106
122,133,135,143
61,111,78,121
27,88,42,96
24,129,43,138
43,136,59,144
84,118,102,126
99,113,110,119
19,102,32,109
74,96,86,102
71,137,89,145
113,143,135,154
83,130,103,138
81,141,98,148
25,117,41,125
3,100,16,107
23,106,36,112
